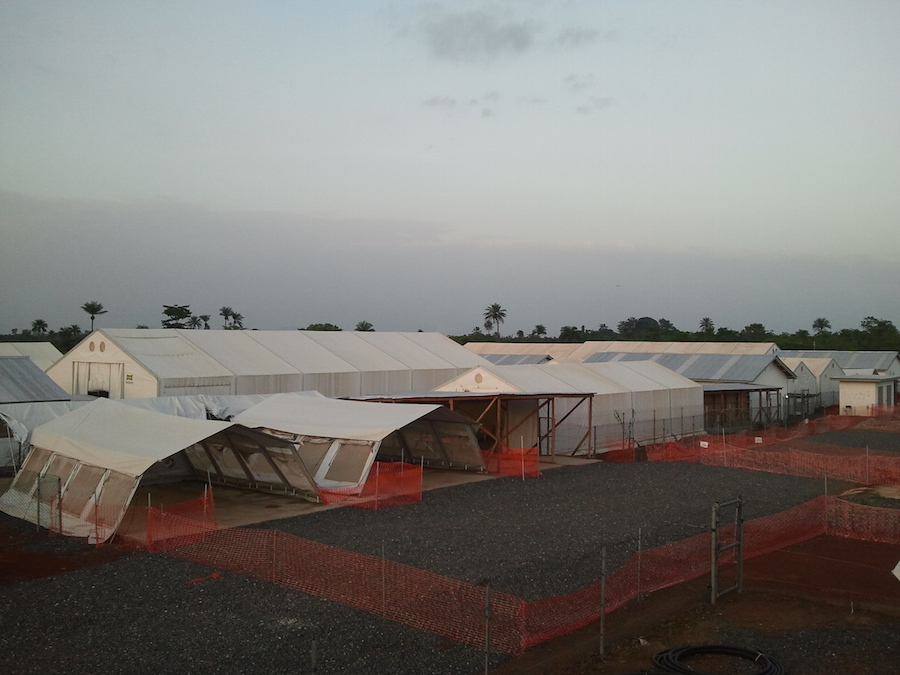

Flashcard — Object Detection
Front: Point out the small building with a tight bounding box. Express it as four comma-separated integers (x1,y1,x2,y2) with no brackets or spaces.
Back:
584,352,796,426
779,357,845,411
836,374,898,416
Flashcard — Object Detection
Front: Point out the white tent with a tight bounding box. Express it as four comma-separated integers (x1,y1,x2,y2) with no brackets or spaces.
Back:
436,361,704,454
233,393,485,489
46,329,489,399
0,399,320,542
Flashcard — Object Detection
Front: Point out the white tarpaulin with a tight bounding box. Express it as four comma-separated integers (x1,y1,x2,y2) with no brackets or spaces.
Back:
31,398,233,478
233,393,443,442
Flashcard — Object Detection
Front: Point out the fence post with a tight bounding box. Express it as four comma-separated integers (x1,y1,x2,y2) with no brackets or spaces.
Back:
484,579,492,674
57,476,62,536
600,545,607,657
311,637,319,674
637,527,642,600
36,477,41,532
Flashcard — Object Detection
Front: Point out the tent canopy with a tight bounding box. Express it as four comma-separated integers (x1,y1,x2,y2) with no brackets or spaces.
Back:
233,393,443,442
31,398,233,478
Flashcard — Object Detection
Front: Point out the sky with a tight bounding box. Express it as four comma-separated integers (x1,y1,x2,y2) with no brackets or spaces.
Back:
1,0,898,337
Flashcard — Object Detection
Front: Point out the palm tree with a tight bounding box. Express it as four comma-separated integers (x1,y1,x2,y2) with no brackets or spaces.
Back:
355,320,375,331
483,303,507,340
530,324,547,338
230,312,244,329
812,318,831,336
188,316,203,329
31,319,48,335
220,306,233,329
699,317,714,335
198,314,211,330
81,301,107,331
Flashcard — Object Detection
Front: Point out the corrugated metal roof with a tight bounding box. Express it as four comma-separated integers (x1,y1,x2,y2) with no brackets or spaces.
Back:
585,352,793,383
0,342,65,371
777,350,899,373
482,353,552,365
0,356,71,403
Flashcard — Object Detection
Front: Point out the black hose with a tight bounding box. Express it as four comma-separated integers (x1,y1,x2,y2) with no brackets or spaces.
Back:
652,644,785,675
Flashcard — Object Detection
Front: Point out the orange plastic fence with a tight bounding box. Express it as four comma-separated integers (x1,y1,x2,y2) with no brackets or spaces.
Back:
319,461,423,510
644,434,900,485
116,489,217,551
147,494,900,655
481,446,540,478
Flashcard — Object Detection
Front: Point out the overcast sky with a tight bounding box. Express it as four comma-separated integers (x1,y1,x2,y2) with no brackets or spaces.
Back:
2,1,898,337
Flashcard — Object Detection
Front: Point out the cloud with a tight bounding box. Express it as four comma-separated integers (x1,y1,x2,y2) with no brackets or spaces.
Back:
556,27,603,48
418,8,537,62
576,96,613,114
564,73,595,92
422,95,457,109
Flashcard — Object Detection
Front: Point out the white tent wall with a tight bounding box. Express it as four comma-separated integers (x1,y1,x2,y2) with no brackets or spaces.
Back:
47,333,159,398
437,362,703,454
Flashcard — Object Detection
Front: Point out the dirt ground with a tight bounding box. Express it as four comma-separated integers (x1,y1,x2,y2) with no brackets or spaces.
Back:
495,536,900,674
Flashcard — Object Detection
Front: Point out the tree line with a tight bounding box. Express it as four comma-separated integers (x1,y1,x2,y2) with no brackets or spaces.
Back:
456,305,900,351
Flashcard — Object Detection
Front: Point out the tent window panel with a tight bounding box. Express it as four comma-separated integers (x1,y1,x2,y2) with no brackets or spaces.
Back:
96,472,138,510
268,452,315,492
62,465,107,517
430,421,480,466
378,432,405,460
297,440,332,476
400,421,442,460
242,451,282,485
184,444,215,474
205,444,250,482
12,447,53,494
38,455,78,504
324,442,373,483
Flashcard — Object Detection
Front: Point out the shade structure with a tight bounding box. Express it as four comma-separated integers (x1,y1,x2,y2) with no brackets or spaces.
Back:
233,393,484,489
0,399,319,542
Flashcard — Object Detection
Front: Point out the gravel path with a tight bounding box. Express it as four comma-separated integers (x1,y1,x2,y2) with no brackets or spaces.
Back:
0,461,846,674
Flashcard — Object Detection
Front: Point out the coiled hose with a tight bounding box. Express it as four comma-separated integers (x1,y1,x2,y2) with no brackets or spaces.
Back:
647,644,785,674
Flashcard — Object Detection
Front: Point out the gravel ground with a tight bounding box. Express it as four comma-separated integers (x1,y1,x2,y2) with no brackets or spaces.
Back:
805,428,900,453
258,462,833,600
0,461,844,674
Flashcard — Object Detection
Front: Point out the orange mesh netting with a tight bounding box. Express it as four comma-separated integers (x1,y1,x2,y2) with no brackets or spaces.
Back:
138,493,898,655
319,461,423,510
116,489,217,551
481,446,540,478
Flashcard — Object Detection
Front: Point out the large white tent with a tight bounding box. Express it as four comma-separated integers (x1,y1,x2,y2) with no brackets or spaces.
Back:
0,399,320,542
47,330,488,399
436,361,704,454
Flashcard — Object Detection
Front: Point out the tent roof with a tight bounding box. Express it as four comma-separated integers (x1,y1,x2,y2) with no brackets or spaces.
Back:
777,350,899,373
0,356,71,404
0,342,64,371
465,341,779,361
31,398,232,477
233,393,444,442
584,352,795,382
482,353,553,365
84,329,487,380
779,357,843,379
438,361,700,396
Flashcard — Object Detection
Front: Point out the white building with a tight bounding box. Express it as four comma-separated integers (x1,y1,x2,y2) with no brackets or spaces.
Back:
46,330,488,399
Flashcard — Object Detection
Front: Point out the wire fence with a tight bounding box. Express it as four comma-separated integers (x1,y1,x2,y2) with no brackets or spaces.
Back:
115,493,898,655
